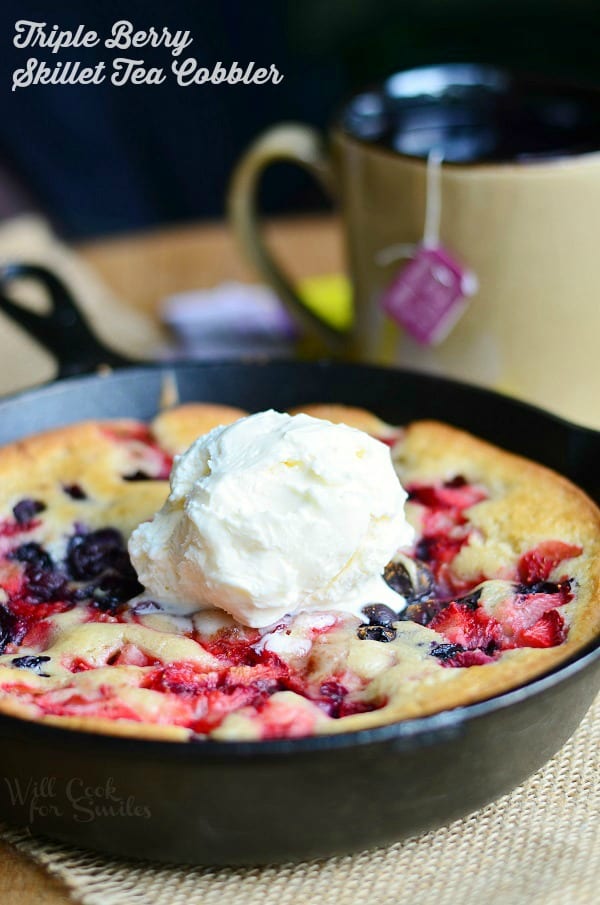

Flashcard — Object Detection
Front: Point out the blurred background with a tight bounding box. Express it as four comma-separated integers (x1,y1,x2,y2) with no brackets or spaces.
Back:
1,0,599,239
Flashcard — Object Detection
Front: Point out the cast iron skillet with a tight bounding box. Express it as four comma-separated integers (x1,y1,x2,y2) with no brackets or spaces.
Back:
0,264,598,865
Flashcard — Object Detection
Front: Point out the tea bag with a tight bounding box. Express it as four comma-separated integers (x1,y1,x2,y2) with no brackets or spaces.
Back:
379,150,478,345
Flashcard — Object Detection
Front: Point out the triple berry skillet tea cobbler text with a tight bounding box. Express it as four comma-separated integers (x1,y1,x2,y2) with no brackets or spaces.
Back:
0,403,598,742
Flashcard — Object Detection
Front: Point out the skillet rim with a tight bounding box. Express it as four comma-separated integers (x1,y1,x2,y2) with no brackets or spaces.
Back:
0,358,597,757
1,357,599,440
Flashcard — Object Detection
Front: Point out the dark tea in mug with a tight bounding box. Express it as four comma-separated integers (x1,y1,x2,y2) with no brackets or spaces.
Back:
340,64,600,163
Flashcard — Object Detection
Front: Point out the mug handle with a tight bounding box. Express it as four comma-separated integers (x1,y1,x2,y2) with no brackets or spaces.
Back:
228,123,349,352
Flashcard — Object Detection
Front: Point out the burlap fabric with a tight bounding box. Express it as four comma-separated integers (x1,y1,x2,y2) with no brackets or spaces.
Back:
1,693,598,905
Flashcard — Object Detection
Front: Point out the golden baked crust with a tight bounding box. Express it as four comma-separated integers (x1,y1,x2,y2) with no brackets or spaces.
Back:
288,404,397,439
0,404,597,741
152,403,248,455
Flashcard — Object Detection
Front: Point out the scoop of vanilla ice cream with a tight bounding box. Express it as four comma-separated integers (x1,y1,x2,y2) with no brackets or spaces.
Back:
128,410,413,628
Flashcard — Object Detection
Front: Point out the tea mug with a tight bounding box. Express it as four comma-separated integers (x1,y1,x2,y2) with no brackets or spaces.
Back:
229,64,600,428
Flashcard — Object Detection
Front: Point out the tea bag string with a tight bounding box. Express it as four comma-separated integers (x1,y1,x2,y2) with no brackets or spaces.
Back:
376,147,445,267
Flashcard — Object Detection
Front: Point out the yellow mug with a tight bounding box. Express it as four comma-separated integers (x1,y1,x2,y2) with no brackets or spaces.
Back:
229,64,600,428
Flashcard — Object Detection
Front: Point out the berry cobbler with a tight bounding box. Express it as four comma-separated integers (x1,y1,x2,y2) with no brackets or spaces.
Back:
0,402,597,741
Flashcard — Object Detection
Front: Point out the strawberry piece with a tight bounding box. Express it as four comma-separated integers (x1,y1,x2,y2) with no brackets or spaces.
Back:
101,423,153,443
144,661,218,695
202,629,262,665
0,517,42,538
518,609,567,648
259,696,319,739
518,541,582,584
421,509,462,536
0,562,25,598
315,680,371,719
409,483,486,510
408,479,488,597
430,602,503,650
38,690,142,722
19,619,52,650
376,436,399,448
192,685,272,734
416,534,466,567
68,657,94,673
102,424,174,480
9,599,71,622
494,592,567,642
443,649,496,668
109,644,161,668
188,660,291,733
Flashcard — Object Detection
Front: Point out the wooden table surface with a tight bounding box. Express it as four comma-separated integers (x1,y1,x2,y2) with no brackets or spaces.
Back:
0,214,341,904
81,213,342,316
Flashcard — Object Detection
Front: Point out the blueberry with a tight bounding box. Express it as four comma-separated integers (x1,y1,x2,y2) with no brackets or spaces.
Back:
66,528,128,581
357,624,397,642
0,605,18,654
444,475,467,488
12,499,46,525
10,542,53,571
88,573,143,612
454,589,482,610
10,543,67,603
415,538,434,562
63,484,87,500
399,588,481,627
361,603,398,627
397,598,440,626
515,580,567,596
383,555,434,602
63,526,146,609
11,655,51,676
26,569,68,604
319,680,346,701
318,680,348,718
430,642,465,661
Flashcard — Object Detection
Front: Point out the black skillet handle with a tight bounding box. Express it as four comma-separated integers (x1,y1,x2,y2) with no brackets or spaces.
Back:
0,262,133,378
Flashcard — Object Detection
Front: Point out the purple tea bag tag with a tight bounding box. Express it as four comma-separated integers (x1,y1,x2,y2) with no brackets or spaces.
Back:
381,245,477,346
